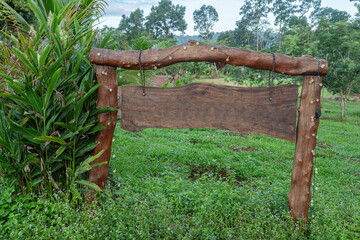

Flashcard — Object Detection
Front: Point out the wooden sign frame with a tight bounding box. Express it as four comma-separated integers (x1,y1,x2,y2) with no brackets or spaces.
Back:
88,40,327,225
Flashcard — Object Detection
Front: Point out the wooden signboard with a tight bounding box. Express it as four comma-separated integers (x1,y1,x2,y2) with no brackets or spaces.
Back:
121,82,299,142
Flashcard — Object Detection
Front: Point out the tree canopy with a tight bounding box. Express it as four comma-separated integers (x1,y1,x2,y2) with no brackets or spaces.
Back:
118,8,146,41
193,5,219,43
145,0,187,38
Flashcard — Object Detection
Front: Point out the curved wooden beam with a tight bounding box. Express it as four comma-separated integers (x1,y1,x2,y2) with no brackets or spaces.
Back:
90,40,328,76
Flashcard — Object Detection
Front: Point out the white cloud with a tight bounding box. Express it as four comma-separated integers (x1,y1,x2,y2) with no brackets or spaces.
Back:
104,0,157,16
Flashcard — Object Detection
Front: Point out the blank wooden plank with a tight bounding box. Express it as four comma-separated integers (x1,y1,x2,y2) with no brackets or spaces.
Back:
121,82,298,142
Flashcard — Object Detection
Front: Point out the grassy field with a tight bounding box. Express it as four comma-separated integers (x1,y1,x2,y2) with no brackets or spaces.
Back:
1,89,359,239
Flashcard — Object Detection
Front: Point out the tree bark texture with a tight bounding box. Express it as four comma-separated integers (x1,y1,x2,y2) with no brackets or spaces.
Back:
90,40,328,76
121,82,298,142
88,65,118,193
288,76,322,225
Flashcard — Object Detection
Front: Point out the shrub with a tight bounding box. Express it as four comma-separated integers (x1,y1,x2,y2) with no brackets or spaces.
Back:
0,0,113,200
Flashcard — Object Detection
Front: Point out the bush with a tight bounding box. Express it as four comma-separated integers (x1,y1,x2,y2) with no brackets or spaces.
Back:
0,0,112,200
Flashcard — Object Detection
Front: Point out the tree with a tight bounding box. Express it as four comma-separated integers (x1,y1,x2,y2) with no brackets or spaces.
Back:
298,0,321,16
216,30,236,47
234,18,256,48
272,0,297,47
314,18,360,119
118,8,146,41
239,0,272,51
310,7,351,26
281,16,313,56
193,5,219,43
145,0,187,38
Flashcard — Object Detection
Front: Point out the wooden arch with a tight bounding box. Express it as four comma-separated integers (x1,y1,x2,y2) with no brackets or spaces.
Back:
88,40,328,225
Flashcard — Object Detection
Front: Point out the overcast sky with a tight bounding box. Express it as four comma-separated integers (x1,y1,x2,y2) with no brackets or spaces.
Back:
99,0,359,35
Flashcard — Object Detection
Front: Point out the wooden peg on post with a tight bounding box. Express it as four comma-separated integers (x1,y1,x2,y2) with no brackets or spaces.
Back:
288,75,322,226
87,65,118,201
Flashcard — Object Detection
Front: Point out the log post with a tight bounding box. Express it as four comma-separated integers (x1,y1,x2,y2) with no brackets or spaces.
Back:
88,65,118,193
288,75,322,225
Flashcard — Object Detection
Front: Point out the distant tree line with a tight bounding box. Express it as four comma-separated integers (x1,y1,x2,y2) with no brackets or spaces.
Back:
2,0,359,118
105,0,360,119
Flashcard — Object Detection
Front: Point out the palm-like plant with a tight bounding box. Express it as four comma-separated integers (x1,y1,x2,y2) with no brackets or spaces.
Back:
0,0,113,200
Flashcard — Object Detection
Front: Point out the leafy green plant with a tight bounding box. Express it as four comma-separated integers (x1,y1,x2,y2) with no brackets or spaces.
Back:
0,0,112,200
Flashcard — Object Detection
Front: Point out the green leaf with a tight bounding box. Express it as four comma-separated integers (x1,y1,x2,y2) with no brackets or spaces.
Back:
90,107,119,116
75,150,104,176
27,0,47,26
39,45,52,71
10,120,41,143
25,82,43,115
70,185,82,200
56,145,67,157
55,122,76,132
75,142,99,158
88,126,106,135
75,180,102,192
0,73,15,82
67,167,75,177
31,177,42,187
44,68,62,110
74,83,101,120
34,136,67,145
13,48,39,75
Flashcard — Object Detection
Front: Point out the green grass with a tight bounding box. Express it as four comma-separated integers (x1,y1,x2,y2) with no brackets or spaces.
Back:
1,99,359,239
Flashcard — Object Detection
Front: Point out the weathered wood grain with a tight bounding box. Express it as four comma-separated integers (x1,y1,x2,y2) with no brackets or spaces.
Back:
288,76,322,225
121,82,299,142
88,65,118,195
90,40,328,76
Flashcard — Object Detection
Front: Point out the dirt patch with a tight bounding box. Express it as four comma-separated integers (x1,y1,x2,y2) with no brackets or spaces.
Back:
230,146,259,152
148,76,170,87
189,139,201,144
222,131,249,138
193,78,240,87
343,158,360,163
188,165,244,185
317,142,333,149
130,133,142,138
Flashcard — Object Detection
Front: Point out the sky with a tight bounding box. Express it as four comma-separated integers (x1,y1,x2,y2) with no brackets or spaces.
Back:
99,0,359,35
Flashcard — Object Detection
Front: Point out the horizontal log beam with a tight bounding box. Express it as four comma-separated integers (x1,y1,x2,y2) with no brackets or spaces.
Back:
90,40,328,76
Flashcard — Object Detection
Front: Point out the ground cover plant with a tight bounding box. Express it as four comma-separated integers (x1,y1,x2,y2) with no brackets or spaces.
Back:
1,96,359,239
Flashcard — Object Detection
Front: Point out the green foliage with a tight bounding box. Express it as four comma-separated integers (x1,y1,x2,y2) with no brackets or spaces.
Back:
0,0,35,30
97,26,129,50
280,17,313,57
145,0,187,38
311,7,351,25
193,5,219,43
314,19,360,119
0,0,111,199
162,73,193,88
118,8,146,42
1,98,358,238
238,0,272,51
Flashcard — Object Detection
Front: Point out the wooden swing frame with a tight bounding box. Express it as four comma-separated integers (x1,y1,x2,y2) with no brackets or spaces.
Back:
88,40,328,225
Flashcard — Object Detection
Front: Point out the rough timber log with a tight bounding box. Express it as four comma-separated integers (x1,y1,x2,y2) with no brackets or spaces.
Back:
288,75,322,225
88,65,118,196
121,82,298,142
90,40,328,76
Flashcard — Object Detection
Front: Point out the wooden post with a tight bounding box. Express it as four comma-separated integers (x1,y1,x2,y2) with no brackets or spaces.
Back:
288,75,322,225
88,65,118,193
